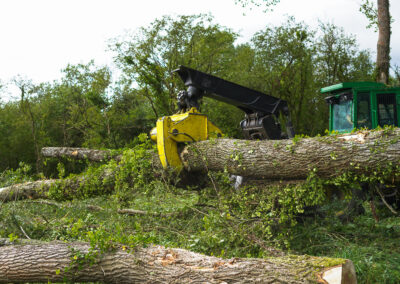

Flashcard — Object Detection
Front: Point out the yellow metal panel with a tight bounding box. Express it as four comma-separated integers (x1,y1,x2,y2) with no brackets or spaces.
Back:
153,107,222,169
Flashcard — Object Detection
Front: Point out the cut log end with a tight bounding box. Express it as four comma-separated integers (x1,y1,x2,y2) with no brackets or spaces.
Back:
320,260,357,284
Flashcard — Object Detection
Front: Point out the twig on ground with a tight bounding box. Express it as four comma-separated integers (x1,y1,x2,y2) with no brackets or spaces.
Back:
376,186,398,215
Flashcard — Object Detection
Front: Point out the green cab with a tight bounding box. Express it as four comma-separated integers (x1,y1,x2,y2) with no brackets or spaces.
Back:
321,82,400,133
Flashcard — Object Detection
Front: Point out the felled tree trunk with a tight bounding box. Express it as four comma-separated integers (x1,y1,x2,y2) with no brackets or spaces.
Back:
0,168,114,202
0,239,356,283
181,129,400,180
0,180,55,202
41,147,121,162
42,129,400,180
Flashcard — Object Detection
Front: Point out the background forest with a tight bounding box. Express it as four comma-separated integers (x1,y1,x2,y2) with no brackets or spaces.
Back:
1,14,400,283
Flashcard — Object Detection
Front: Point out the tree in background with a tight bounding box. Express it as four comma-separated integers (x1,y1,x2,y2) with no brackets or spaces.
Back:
0,62,114,173
0,100,33,171
360,0,392,84
58,61,112,148
251,18,315,134
106,82,155,148
249,18,373,134
13,77,42,172
315,22,374,86
111,14,238,116
111,14,245,137
235,0,394,85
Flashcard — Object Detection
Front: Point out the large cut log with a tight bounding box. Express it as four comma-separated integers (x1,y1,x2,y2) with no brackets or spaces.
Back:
0,239,356,283
42,129,400,180
181,129,400,180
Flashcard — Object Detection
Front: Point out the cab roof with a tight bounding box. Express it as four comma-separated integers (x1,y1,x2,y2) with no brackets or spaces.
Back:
320,82,386,94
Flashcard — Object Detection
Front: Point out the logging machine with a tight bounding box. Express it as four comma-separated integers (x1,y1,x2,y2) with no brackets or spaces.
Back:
150,65,295,169
151,65,400,170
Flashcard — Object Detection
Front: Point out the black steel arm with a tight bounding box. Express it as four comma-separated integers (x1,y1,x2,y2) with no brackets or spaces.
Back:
173,65,289,116
173,65,294,140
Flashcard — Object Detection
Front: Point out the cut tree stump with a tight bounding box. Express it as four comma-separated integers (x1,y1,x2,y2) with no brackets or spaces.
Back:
0,239,356,283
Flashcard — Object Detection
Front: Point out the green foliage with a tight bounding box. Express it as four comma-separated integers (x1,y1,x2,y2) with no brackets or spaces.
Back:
113,133,156,203
0,162,32,187
249,17,374,135
360,0,379,31
291,213,400,283
392,65,400,86
46,133,154,202
111,14,238,118
315,22,374,85
360,0,394,32
8,233,19,242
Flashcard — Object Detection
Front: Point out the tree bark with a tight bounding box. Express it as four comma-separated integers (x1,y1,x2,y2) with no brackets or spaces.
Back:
376,0,391,84
181,129,400,180
42,129,400,180
0,180,55,202
0,239,356,283
41,147,121,162
0,167,115,202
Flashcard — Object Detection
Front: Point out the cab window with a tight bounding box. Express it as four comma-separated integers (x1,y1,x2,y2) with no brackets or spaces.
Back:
332,97,353,132
377,93,397,127
357,92,372,129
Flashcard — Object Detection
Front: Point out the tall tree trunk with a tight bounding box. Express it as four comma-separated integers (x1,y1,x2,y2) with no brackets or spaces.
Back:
0,240,356,283
376,0,391,84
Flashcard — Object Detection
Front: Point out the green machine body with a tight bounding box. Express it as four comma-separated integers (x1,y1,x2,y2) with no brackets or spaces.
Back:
321,82,400,133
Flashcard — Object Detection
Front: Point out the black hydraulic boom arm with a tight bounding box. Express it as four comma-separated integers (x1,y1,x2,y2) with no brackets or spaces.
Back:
173,65,294,140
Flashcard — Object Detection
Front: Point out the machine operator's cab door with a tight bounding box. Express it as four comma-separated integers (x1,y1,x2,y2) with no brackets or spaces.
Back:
321,82,400,133
375,92,398,128
356,92,372,129
329,92,354,132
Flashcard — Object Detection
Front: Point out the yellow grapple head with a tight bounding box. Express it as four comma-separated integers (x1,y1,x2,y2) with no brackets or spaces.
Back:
150,107,222,169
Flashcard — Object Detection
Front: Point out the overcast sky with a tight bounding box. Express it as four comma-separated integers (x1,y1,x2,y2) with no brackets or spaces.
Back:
0,0,399,99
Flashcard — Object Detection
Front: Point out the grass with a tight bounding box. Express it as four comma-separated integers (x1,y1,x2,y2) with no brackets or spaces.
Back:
291,204,400,284
1,186,399,283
